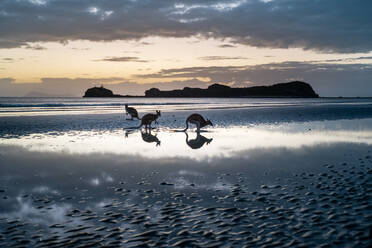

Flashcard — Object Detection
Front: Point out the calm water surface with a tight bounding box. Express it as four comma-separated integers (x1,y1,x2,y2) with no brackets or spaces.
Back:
1,96,371,116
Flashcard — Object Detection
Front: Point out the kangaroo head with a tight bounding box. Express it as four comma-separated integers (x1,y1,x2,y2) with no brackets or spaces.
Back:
156,110,161,117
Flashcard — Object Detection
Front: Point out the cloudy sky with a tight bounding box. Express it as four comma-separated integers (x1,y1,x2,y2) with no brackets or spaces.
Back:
0,0,372,97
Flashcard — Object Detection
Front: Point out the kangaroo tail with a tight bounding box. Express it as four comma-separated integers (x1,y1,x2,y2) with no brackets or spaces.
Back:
181,121,189,132
170,121,189,132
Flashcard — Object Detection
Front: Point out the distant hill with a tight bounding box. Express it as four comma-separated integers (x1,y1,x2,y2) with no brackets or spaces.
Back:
83,81,319,98
83,86,123,97
145,81,319,98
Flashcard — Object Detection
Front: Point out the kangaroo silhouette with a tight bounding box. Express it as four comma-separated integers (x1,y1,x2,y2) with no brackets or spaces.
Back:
138,110,161,129
182,113,213,132
185,132,213,149
141,130,161,146
125,104,140,120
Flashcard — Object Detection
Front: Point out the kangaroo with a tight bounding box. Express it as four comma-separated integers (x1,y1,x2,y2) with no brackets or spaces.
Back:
185,132,213,149
125,104,140,120
183,113,213,132
141,130,161,146
138,110,161,129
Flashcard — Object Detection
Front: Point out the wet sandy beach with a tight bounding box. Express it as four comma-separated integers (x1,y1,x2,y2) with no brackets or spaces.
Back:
0,105,372,247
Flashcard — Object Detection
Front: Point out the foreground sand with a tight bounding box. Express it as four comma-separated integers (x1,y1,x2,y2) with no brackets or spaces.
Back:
0,106,371,247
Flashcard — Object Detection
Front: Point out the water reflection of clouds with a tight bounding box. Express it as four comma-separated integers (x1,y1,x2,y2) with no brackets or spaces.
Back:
2,196,75,227
90,178,100,186
1,119,372,160
0,141,370,238
90,173,114,186
32,186,59,194
178,170,203,177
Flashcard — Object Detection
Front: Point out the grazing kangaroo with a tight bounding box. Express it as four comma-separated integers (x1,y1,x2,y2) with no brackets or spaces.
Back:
138,110,161,129
183,113,213,132
125,104,140,120
185,132,213,149
141,130,161,146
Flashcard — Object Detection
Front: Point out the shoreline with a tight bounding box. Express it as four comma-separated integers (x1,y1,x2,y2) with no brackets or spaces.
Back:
0,98,372,118
1,103,372,137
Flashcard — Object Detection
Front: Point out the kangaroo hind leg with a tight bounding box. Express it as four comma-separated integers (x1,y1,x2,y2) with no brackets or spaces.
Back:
196,122,200,133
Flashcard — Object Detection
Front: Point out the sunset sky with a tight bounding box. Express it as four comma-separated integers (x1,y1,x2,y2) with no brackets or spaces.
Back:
1,0,372,97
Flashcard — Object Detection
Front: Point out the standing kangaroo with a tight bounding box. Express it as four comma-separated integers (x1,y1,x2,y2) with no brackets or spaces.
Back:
138,110,161,129
125,104,140,120
183,113,213,132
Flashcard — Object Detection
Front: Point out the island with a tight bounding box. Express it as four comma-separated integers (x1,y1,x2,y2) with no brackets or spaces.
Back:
84,81,319,98
145,81,319,98
83,86,136,98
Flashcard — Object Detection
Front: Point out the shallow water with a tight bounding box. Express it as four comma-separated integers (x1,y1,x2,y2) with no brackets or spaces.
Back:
1,96,372,116
1,120,372,159
0,105,372,247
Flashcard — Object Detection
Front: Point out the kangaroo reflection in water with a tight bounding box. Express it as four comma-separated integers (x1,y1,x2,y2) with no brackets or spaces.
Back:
124,129,160,146
125,129,213,149
141,129,161,146
124,129,135,138
185,132,213,149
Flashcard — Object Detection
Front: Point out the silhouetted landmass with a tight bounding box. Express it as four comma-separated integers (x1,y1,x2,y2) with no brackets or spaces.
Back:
145,81,319,98
83,86,137,97
84,81,319,98
84,86,115,97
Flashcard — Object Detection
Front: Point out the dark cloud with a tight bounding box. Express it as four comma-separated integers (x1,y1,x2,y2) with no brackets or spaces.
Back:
355,56,372,60
0,57,24,63
71,47,90,51
0,0,371,52
0,40,28,49
137,42,153,46
1,58,14,62
97,56,149,62
308,56,372,63
199,56,249,61
218,44,236,48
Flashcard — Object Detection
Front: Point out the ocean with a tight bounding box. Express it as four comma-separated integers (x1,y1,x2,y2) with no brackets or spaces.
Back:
1,96,371,116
